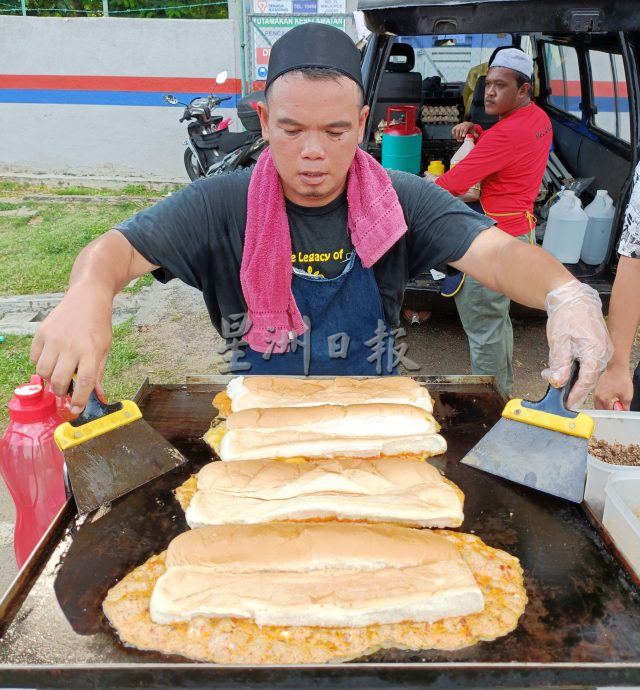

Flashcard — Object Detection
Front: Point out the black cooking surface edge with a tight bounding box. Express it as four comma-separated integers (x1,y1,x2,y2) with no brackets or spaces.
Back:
0,379,639,689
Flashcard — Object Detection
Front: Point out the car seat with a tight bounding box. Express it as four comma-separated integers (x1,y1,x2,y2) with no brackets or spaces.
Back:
371,42,423,129
468,75,499,130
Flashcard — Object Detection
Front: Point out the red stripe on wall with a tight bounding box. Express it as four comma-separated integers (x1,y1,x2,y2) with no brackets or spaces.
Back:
0,74,243,93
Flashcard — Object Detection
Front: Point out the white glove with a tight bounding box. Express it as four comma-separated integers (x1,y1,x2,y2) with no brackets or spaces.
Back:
542,280,613,409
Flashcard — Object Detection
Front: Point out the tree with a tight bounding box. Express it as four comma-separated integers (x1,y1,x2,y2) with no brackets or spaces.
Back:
4,0,228,18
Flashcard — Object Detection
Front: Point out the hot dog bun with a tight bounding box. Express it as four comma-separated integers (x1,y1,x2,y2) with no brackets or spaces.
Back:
219,428,446,462
226,403,439,435
215,402,445,462
185,457,464,529
150,522,484,627
221,376,434,413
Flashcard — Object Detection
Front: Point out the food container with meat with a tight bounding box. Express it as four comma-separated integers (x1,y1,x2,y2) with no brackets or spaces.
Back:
582,409,640,519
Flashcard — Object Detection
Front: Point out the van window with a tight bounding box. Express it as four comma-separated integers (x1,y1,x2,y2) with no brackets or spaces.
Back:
588,50,630,143
543,43,581,120
400,34,512,82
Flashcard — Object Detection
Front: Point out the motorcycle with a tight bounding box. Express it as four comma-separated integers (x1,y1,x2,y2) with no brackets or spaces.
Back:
164,72,266,180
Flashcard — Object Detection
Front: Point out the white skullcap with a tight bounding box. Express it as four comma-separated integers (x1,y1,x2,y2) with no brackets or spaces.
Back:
489,48,533,79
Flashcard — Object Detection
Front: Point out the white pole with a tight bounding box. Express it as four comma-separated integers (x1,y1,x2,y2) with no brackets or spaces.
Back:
103,0,109,16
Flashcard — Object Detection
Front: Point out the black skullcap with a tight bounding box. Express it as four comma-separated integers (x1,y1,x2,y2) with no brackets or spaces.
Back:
265,23,363,93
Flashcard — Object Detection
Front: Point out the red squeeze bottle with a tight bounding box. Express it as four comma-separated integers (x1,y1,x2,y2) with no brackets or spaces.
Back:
0,375,66,568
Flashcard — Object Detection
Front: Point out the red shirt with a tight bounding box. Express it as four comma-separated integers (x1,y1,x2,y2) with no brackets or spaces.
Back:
435,102,552,236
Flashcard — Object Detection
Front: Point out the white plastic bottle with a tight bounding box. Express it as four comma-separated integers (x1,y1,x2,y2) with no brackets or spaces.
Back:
542,190,589,264
580,190,616,265
449,134,480,200
450,133,476,167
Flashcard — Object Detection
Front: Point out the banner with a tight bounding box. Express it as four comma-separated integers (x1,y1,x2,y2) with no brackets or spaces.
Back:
251,14,347,80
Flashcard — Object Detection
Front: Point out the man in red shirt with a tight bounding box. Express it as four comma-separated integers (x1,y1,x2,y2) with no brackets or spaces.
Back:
434,47,552,395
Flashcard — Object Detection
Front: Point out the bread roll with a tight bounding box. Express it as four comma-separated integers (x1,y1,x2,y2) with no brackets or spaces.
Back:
226,376,434,413
186,457,463,528
219,428,447,462
225,403,439,436
150,523,484,627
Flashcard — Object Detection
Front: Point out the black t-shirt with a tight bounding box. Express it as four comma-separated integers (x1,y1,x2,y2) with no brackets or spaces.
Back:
287,194,352,278
116,167,494,334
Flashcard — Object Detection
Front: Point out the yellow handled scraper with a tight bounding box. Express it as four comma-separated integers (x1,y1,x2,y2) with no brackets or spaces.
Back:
461,364,594,503
55,389,187,514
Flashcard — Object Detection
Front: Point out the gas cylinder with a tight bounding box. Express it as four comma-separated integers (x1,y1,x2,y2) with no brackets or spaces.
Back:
581,190,616,265
381,106,422,175
542,190,589,264
0,375,66,567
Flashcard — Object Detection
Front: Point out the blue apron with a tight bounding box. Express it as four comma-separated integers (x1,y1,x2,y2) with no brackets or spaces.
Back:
240,252,398,375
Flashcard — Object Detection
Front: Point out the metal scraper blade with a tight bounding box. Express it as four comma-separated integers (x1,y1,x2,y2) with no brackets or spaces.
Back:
461,416,588,503
63,418,187,514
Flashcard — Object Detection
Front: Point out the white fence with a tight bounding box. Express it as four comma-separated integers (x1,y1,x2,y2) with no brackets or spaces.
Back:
0,15,243,182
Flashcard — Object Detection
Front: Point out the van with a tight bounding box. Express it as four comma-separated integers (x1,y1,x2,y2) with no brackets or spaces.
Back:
358,0,639,315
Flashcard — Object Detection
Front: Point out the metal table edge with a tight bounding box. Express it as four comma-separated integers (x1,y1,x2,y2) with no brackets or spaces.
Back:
1,661,639,690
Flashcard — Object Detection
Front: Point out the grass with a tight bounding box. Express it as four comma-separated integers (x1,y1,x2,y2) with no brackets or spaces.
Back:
122,273,155,294
0,181,180,199
0,336,33,427
0,179,173,428
0,200,149,295
0,180,184,295
102,320,151,402
49,186,96,196
0,320,148,429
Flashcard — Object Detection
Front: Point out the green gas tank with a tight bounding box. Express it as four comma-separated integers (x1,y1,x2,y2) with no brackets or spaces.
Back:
381,105,422,175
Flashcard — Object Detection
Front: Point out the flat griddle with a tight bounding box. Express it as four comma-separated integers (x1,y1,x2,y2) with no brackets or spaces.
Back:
0,376,639,690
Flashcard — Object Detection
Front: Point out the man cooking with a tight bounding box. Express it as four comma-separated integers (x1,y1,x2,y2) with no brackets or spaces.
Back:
31,24,611,413
431,48,552,396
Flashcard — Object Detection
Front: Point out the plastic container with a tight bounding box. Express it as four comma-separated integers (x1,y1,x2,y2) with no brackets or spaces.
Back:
0,375,66,568
603,476,640,578
427,160,445,175
542,190,589,263
237,90,265,133
582,408,640,520
449,134,481,200
580,189,616,265
449,133,475,167
381,105,422,175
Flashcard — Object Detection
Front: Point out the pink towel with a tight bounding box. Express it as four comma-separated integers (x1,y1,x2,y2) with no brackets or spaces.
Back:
241,147,407,353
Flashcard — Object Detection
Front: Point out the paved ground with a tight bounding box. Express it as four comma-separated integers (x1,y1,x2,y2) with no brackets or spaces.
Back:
1,279,638,597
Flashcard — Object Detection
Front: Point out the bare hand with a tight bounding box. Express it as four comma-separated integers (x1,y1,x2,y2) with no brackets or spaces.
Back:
30,287,113,414
593,362,634,410
452,121,477,142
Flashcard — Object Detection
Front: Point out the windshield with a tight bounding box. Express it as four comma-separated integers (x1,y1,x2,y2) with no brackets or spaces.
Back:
397,33,513,82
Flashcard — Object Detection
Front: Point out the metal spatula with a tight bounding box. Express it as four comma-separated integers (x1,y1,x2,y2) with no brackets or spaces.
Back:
54,388,187,514
461,364,594,503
